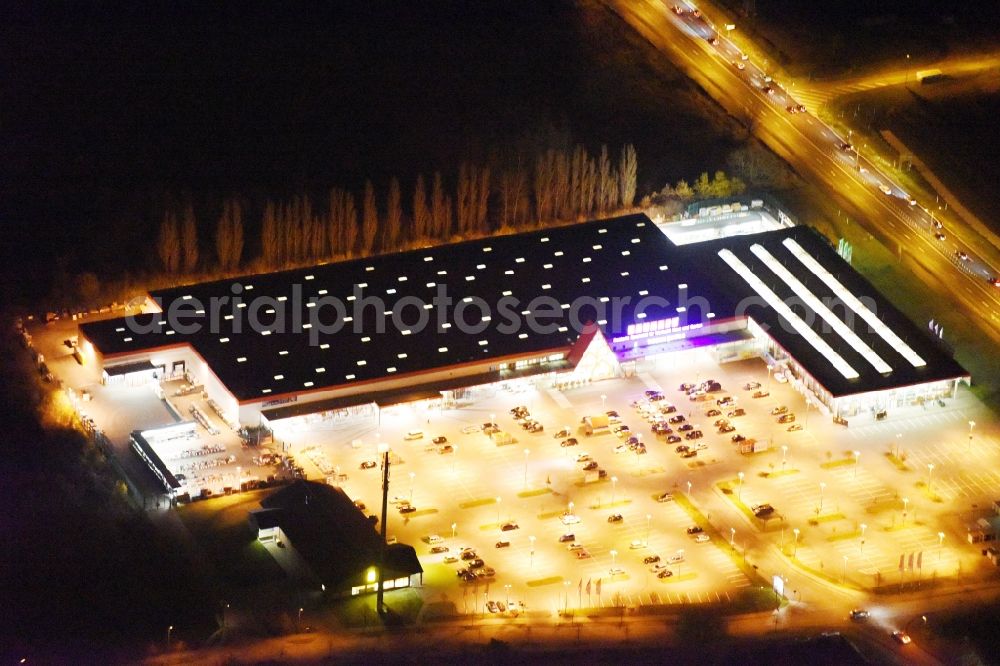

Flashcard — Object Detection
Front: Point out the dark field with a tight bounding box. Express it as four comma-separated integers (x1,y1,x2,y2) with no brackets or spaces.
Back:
716,0,1000,78
2,0,745,302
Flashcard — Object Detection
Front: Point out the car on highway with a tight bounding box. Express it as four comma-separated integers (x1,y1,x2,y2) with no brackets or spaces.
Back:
762,85,774,94
732,434,746,443
495,540,510,549
359,460,377,469
567,542,584,551
576,453,592,462
425,534,444,544
989,276,1000,287
576,549,592,559
650,562,669,573
956,250,970,261
444,555,458,563
656,492,674,503
607,513,624,524
892,630,912,645
771,406,789,415
850,609,870,621
878,183,892,195
430,545,449,554
643,555,661,564
560,438,579,447
559,533,576,543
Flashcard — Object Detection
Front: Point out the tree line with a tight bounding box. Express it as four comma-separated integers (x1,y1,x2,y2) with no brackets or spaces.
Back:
154,143,638,275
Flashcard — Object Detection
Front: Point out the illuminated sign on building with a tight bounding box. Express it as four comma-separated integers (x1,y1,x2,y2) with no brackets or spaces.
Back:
611,316,703,344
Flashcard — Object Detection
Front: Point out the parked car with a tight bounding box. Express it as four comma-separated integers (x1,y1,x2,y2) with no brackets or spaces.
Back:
560,438,579,447
430,545,449,554
438,445,454,454
778,414,796,424
684,430,703,440
706,408,721,417
686,525,703,535
892,630,912,645
718,423,735,433
554,428,571,439
752,390,769,399
582,461,598,471
561,514,581,525
461,550,478,561
732,434,746,442
659,404,677,414
608,513,624,523
668,415,686,424
656,492,674,503
678,423,694,432
643,555,661,564
667,435,682,444
787,424,803,432
728,408,746,417
657,569,674,579
675,445,689,453
359,460,377,469
752,503,775,518
477,567,496,578
771,405,788,415
743,382,761,390
433,436,448,444
576,453,592,462
559,533,576,543
399,505,417,514
495,540,511,548
694,534,710,543
426,535,444,544
850,609,870,621
501,522,519,531
681,449,698,458
469,558,485,569
444,555,458,563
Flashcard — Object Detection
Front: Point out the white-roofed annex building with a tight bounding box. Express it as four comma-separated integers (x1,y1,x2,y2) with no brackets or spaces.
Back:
79,213,969,436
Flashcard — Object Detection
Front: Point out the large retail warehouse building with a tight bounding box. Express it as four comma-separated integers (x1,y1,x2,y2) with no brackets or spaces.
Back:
79,213,968,431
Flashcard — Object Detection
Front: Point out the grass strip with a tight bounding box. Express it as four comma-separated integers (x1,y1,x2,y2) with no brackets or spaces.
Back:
526,576,564,588
459,497,499,509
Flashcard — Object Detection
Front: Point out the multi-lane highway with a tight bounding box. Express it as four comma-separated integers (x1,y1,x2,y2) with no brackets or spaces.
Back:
609,0,1000,344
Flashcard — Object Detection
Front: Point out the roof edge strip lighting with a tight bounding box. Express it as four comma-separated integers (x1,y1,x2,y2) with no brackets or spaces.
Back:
717,248,859,380
749,244,893,375
782,238,926,368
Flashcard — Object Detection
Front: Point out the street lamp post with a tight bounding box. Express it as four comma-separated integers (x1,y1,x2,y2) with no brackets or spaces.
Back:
792,528,800,557
730,527,736,548
496,496,502,528
687,480,692,496
167,625,174,650
601,394,607,411
569,501,574,516
781,445,788,471
451,522,457,539
902,496,909,524
938,531,945,561
646,513,652,545
853,450,861,480
819,482,827,514
969,420,976,451
895,433,902,459
611,549,618,569
611,476,618,506
376,442,391,615
927,463,935,493
409,471,416,502
860,523,867,554
842,555,849,583
738,471,745,502
530,535,536,567
505,584,512,606
452,444,458,474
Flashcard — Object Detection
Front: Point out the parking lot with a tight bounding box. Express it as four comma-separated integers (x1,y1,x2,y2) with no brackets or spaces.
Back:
271,346,995,612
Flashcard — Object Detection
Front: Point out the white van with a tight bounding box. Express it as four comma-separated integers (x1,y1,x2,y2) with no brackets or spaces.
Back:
404,430,424,440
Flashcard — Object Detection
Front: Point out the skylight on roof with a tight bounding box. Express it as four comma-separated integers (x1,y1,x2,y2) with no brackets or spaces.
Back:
397,353,407,359
347,296,356,301
304,381,314,388
621,271,629,277
318,289,328,295
361,336,371,342
593,244,603,250
502,290,512,296
544,263,552,269
424,256,434,262
387,288,396,294
518,333,528,339
220,337,230,343
540,237,549,242
364,267,373,272
465,275,475,281
277,296,287,302
262,388,271,394
659,266,668,271
515,257,525,263
437,270,447,275
442,323,452,329
676,307,686,313
583,257,592,263
478,340,488,346
402,329,413,335
463,296,473,303
483,247,492,252
598,228,607,234
387,367,396,373
278,350,288,355
477,264,486,269
426,282,436,288
636,313,646,319
438,347,448,352
346,374,355,380
718,248,860,380
165,330,175,335
505,270,514,275
751,243,892,375
261,330,272,336
244,284,254,291
621,251,630,256
357,360,367,366
182,295,192,300
554,251,564,257
315,367,325,373
600,297,609,303
581,277,591,283
237,357,247,363
631,238,641,244
639,290,648,296
542,284,551,290
115,327,125,332
358,282,368,288
305,274,315,280
274,374,284,380
320,343,330,349
558,326,568,332
636,222,646,227
782,238,926,368
302,323,312,329
398,276,407,282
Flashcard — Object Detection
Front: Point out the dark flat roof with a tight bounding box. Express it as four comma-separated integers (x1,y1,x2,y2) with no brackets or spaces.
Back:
104,359,156,376
81,216,967,403
81,215,679,402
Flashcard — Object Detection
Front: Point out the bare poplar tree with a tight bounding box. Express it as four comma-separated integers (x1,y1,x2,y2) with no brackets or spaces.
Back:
181,203,198,273
383,176,402,249
412,174,430,242
430,171,448,238
554,151,570,220
361,180,379,254
261,200,281,267
215,199,243,271
597,144,612,213
618,144,638,209
499,164,526,230
455,162,472,235
157,212,180,273
475,166,490,233
342,191,358,255
533,149,557,223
